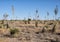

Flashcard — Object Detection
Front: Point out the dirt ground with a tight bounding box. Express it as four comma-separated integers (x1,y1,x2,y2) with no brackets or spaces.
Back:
0,20,60,42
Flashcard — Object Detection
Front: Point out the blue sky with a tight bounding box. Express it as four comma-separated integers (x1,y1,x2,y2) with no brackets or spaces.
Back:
0,0,60,20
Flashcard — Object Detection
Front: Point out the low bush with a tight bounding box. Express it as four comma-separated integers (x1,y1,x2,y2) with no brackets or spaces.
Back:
10,28,19,36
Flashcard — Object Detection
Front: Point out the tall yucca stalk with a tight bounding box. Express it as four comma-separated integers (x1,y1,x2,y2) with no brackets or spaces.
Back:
12,5,14,20
3,13,9,28
54,5,58,20
47,12,49,20
35,10,38,27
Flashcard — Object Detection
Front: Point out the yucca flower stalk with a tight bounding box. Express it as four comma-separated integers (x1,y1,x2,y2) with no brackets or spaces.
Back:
54,5,58,20
47,12,49,20
35,9,38,27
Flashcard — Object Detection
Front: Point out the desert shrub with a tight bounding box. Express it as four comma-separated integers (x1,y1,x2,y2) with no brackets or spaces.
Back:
28,18,31,24
28,18,31,21
10,28,19,36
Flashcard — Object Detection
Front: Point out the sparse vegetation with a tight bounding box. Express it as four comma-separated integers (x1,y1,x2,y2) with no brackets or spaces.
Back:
0,1,60,42
10,28,19,36
0,20,60,42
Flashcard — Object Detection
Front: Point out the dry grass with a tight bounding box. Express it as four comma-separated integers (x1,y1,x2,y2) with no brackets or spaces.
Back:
0,20,60,42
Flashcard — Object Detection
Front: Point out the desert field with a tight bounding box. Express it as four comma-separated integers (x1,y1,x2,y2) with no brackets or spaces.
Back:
0,20,60,42
0,0,60,42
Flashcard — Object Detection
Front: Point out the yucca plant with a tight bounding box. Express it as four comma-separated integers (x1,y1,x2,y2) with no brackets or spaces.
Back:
28,18,31,24
3,13,9,28
35,10,39,27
